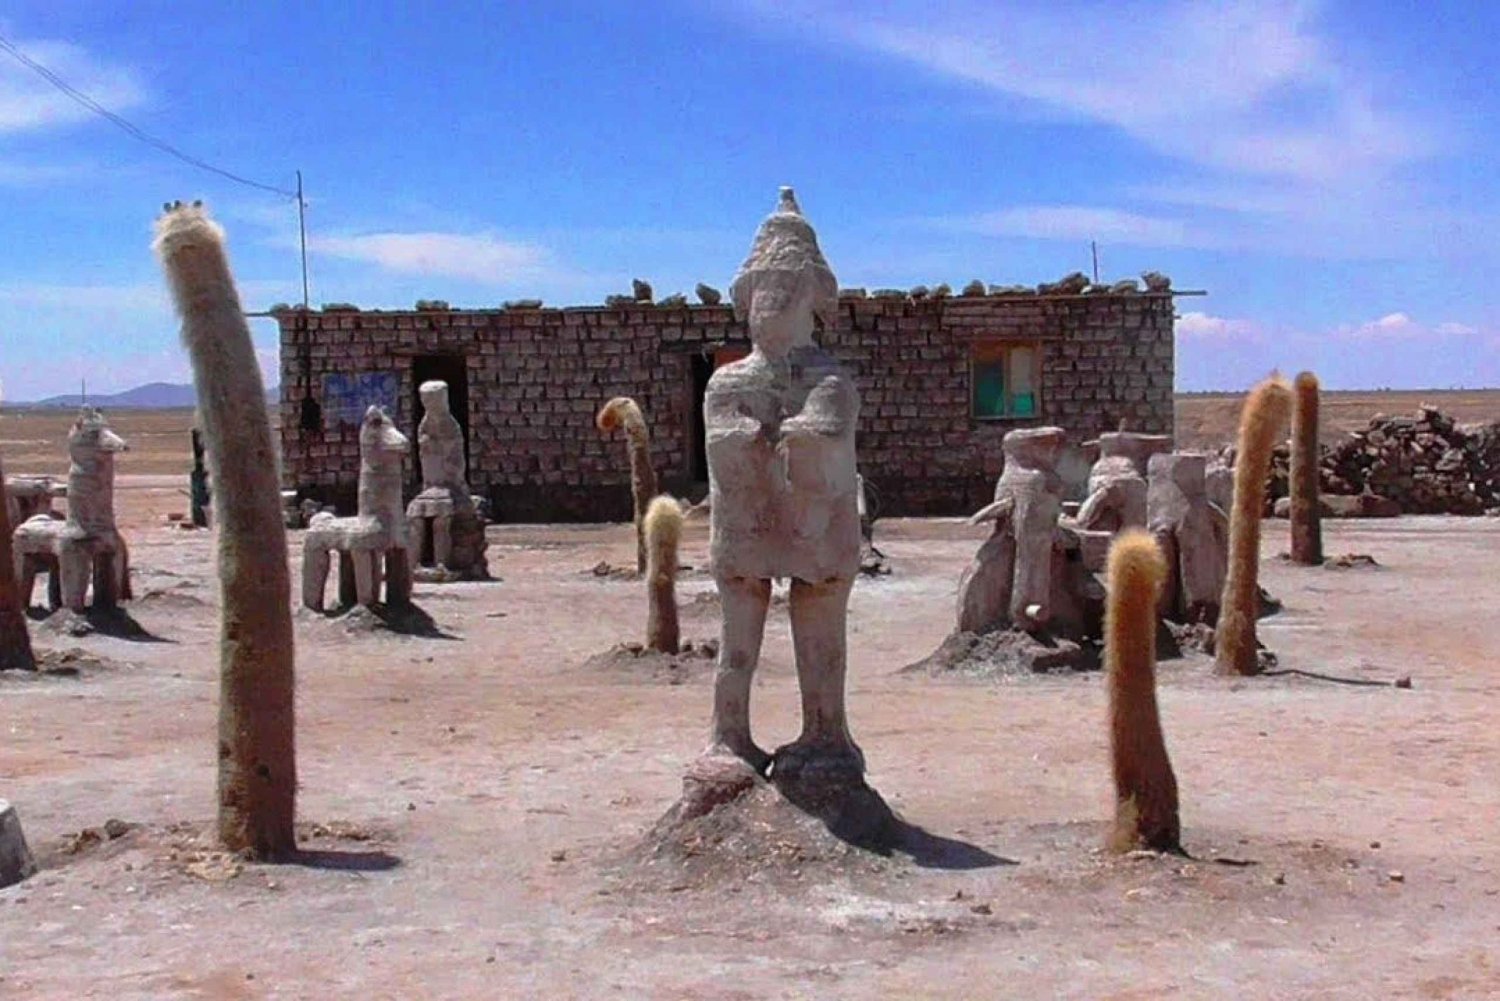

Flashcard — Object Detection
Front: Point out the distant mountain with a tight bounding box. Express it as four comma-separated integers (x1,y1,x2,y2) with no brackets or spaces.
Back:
23,382,280,409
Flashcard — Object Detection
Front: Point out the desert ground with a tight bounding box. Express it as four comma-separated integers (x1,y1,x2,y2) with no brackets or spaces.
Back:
2,395,1499,999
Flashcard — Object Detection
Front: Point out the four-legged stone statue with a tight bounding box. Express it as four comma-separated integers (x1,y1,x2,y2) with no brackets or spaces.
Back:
302,406,413,610
703,187,863,783
13,408,132,612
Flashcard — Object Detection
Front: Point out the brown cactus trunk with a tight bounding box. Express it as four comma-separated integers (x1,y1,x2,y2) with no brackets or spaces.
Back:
0,454,37,671
644,495,682,654
1289,371,1323,566
1215,376,1292,677
596,398,657,575
1106,529,1178,853
155,204,297,860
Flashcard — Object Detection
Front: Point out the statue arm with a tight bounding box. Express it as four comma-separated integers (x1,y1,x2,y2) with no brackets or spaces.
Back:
779,373,856,441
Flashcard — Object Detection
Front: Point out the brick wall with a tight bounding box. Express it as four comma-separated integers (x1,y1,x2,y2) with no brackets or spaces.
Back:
275,290,1176,520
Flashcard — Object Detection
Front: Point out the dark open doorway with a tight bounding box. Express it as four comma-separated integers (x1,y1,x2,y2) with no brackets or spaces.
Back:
410,355,470,491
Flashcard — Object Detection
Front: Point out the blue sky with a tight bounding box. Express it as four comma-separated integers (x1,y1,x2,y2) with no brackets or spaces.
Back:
0,0,1496,398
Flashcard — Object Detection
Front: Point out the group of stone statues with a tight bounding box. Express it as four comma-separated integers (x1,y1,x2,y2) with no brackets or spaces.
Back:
954,421,1237,649
303,379,489,611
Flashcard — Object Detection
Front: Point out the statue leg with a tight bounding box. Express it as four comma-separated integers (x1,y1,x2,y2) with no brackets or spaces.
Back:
352,550,377,606
302,544,330,611
385,546,412,608
116,536,132,602
337,552,357,607
44,556,61,611
432,515,453,569
708,575,772,774
17,553,36,610
91,551,119,610
957,531,1016,634
777,575,863,775
58,546,90,612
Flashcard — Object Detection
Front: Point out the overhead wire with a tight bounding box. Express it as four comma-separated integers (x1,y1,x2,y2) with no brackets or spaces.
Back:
0,31,297,199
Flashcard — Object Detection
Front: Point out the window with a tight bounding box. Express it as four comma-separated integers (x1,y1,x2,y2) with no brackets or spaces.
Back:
971,342,1040,419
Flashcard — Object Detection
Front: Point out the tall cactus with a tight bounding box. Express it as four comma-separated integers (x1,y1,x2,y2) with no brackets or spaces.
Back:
1106,529,1178,853
1289,371,1323,565
596,397,658,575
1215,375,1293,677
154,201,297,859
644,495,683,654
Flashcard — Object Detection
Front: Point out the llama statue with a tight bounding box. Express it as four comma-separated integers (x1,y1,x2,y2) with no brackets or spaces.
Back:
302,405,413,611
13,408,132,612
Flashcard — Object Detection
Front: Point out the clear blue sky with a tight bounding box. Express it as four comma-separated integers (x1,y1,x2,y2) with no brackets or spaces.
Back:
0,0,1496,399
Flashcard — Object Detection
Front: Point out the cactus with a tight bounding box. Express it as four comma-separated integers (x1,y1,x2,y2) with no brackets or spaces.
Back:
1215,375,1293,676
595,397,659,575
1289,371,1323,565
154,202,297,859
0,452,37,671
1106,529,1178,852
644,495,683,654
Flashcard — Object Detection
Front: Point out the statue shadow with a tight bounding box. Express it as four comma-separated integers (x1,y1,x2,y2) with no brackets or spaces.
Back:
27,606,173,643
288,848,402,872
773,776,1015,871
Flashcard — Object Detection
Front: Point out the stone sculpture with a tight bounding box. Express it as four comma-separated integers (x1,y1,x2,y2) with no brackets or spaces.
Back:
1105,530,1180,853
13,408,132,613
0,799,35,888
1216,376,1292,676
1073,431,1173,534
303,406,413,611
1147,452,1228,625
4,474,63,528
960,427,1092,637
156,199,298,859
406,380,488,580
701,186,863,782
596,397,658,575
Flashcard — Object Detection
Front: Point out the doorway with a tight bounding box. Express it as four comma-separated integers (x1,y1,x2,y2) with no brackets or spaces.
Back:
410,354,470,491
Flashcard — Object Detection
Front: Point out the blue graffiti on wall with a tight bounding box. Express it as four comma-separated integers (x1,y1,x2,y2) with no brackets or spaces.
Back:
322,371,399,427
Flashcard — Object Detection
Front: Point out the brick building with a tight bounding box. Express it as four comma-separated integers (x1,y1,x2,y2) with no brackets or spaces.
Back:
273,286,1181,521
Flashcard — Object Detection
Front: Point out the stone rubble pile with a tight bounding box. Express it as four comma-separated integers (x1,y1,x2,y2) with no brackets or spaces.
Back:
1266,405,1500,515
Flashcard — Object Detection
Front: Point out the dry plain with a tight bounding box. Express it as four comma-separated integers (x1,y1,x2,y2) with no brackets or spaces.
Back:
1,395,1498,999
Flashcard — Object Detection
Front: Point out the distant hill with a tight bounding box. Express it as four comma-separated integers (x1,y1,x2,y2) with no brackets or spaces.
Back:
23,382,280,409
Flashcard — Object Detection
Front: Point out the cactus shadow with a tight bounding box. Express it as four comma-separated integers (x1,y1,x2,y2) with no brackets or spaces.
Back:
289,848,402,872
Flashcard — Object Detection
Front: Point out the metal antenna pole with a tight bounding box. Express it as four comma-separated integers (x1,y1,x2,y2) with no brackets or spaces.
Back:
1091,240,1100,284
296,170,310,310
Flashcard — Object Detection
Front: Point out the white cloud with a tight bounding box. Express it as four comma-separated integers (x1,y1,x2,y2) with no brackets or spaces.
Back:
746,0,1434,184
1333,312,1483,340
309,231,559,285
1176,311,1265,342
964,205,1196,248
0,39,146,132
1435,321,1478,337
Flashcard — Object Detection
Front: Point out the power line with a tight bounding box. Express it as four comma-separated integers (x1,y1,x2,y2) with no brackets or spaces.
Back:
0,31,297,198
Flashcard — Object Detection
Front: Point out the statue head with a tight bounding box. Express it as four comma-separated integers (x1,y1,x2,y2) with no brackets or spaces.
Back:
419,380,452,417
1149,452,1208,495
359,406,410,465
1001,426,1066,473
730,187,839,358
68,408,129,462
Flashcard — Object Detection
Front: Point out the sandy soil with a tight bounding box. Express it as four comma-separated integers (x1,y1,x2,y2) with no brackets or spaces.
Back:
1175,389,1500,451
2,473,1498,1000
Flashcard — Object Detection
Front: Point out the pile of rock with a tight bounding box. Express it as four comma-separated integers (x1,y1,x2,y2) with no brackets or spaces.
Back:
1266,405,1500,515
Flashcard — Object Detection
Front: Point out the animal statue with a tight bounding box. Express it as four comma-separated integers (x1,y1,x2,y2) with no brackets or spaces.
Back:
1072,431,1173,535
302,406,413,610
701,186,864,783
959,427,1099,640
13,408,132,612
1147,452,1229,624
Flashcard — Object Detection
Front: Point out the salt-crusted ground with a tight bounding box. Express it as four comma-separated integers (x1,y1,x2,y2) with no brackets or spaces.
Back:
2,475,1498,999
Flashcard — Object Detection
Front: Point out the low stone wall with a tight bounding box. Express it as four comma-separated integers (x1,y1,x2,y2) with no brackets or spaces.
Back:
276,287,1176,521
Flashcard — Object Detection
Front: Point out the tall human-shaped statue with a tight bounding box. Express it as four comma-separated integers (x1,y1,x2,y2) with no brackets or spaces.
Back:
406,379,488,579
703,187,863,783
